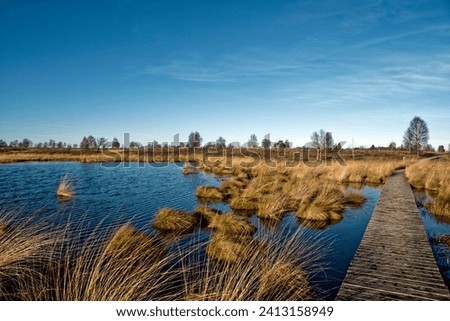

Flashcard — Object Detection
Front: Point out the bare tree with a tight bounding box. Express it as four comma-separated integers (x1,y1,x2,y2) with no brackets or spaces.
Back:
111,137,120,148
310,129,334,150
87,136,97,149
437,145,445,153
274,140,286,148
80,137,89,150
188,132,202,147
216,136,226,148
21,138,32,148
403,116,429,156
129,141,142,148
97,137,107,150
247,134,258,148
261,138,271,148
48,139,56,148
0,139,7,147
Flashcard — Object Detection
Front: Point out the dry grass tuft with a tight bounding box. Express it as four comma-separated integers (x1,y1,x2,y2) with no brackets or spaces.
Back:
205,234,252,263
257,261,310,300
56,174,75,198
344,193,367,207
185,229,319,300
406,157,450,216
295,183,345,222
0,210,320,301
196,186,224,201
219,177,249,199
195,205,223,221
229,196,259,211
152,207,200,232
206,212,256,236
49,224,182,301
257,194,293,220
426,184,450,217
0,212,60,300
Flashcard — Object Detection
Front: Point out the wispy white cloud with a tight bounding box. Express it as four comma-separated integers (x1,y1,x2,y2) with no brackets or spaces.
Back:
142,49,323,82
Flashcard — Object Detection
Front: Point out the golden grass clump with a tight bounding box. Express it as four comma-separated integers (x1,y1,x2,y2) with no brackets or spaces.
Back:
325,160,401,185
406,157,450,216
195,186,224,201
195,205,222,221
49,225,182,301
205,212,256,236
0,212,59,300
104,224,161,257
205,234,252,263
0,210,320,301
426,182,450,217
229,196,259,211
405,158,449,190
257,261,310,300
218,177,249,198
185,229,318,300
152,207,200,232
344,193,367,207
257,194,293,220
295,183,345,222
56,174,75,198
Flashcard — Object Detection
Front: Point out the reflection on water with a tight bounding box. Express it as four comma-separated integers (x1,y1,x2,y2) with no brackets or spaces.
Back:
0,162,381,300
413,190,450,290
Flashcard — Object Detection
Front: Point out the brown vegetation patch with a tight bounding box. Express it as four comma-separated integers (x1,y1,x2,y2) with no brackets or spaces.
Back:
406,158,450,217
205,234,251,263
295,184,345,222
206,213,256,236
56,174,75,198
257,261,310,300
257,194,293,220
196,186,224,201
152,207,200,232
344,193,367,207
229,196,259,211
185,229,318,300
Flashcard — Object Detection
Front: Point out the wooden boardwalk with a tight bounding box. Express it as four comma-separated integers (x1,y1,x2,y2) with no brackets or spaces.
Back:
336,170,450,300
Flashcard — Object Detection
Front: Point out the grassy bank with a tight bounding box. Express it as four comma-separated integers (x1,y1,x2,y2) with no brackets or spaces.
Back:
0,146,427,164
406,156,450,217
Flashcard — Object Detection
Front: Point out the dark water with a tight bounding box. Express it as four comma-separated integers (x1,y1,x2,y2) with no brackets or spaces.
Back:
0,162,381,300
414,190,450,289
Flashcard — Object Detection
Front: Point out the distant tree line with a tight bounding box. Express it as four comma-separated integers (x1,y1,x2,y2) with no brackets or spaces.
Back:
0,138,76,149
0,117,446,153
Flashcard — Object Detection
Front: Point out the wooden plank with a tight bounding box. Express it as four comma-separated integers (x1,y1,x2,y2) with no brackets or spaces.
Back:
336,170,450,301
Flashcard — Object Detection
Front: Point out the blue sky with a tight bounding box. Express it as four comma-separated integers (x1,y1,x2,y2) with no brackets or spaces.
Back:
1,0,449,148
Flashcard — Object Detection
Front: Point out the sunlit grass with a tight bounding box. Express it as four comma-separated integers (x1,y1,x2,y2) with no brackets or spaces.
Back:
56,174,75,198
0,210,320,301
406,157,450,217
152,207,200,233
184,228,321,300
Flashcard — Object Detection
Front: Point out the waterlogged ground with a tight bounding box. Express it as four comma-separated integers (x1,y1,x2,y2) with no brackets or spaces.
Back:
0,162,382,300
414,191,450,289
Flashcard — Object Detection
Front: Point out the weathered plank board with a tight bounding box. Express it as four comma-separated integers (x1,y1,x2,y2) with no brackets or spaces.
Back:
336,170,450,300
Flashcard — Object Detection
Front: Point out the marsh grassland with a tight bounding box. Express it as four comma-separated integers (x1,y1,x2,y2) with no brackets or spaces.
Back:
1,148,449,300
